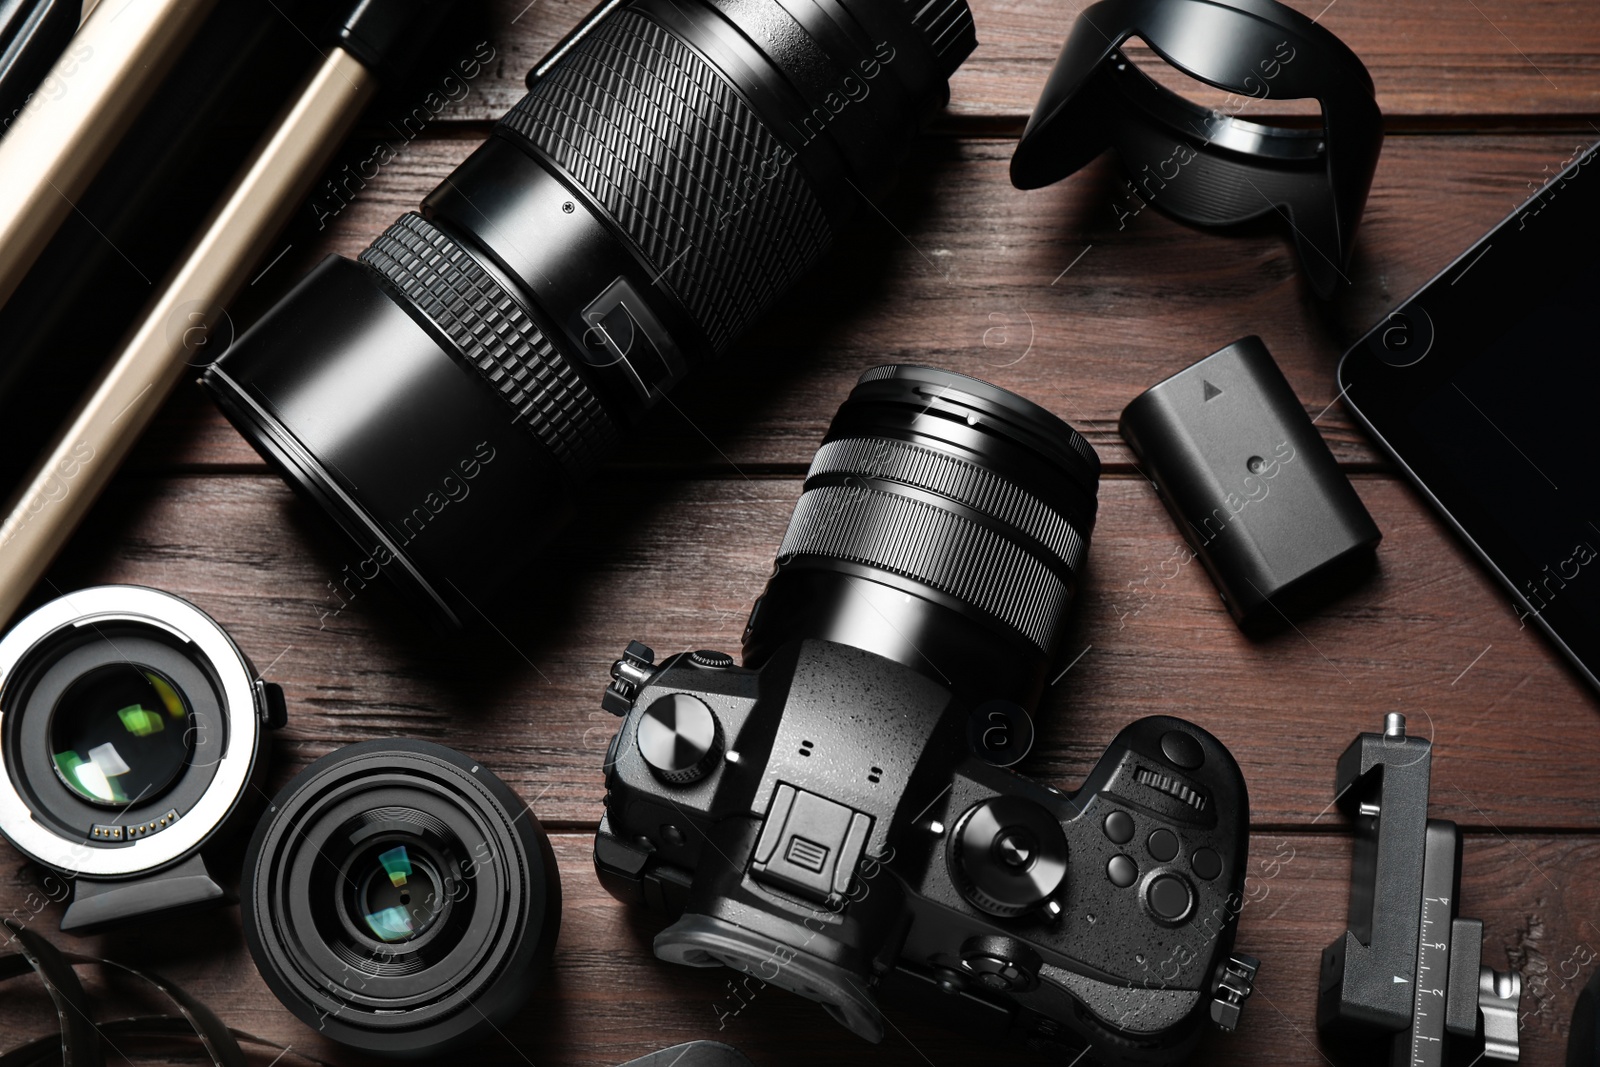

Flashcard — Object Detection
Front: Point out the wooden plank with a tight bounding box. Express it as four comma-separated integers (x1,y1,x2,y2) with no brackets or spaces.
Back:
417,0,1600,125
134,132,1591,475
35,472,1598,830
0,832,1591,1065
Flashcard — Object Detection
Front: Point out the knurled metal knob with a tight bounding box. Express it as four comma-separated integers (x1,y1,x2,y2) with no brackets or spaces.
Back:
948,796,1068,917
636,693,722,785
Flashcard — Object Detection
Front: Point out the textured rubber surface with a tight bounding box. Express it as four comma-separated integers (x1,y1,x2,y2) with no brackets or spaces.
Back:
807,436,1089,573
776,481,1074,651
360,213,617,477
904,0,979,75
499,7,832,354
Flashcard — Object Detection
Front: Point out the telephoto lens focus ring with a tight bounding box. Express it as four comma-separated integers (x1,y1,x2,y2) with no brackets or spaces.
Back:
203,0,977,630
242,740,561,1058
745,365,1100,707
499,6,833,353
360,212,618,477
906,0,979,70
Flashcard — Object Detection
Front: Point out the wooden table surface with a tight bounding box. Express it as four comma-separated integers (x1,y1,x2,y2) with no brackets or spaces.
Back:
5,0,1600,1064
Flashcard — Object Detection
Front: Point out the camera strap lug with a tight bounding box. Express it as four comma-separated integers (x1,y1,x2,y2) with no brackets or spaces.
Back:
604,640,656,715
1209,953,1259,1031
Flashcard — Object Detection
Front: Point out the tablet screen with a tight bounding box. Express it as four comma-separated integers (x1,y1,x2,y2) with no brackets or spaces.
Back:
1409,259,1600,632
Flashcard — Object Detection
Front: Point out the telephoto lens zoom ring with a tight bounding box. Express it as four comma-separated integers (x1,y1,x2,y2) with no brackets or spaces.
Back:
777,482,1072,651
806,436,1089,571
360,212,618,476
904,0,980,71
498,7,833,354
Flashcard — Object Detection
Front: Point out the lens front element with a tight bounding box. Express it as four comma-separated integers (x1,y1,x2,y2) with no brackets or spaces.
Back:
49,663,193,807
353,842,445,943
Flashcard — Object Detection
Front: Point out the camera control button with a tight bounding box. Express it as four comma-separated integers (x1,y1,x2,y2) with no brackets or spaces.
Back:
1148,828,1179,862
1192,847,1223,881
1159,730,1204,769
688,649,734,669
1147,874,1194,922
1103,810,1134,844
1107,855,1138,888
949,797,1068,917
637,693,722,785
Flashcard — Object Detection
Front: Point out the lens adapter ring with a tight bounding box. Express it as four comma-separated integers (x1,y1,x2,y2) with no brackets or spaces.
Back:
0,586,264,877
1011,0,1383,297
242,740,560,1058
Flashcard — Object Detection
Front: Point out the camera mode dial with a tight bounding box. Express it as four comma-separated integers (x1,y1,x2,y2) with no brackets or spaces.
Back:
637,693,723,786
949,796,1068,918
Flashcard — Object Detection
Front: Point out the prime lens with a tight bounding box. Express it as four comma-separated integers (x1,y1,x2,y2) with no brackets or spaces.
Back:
0,586,284,932
742,365,1101,708
204,0,978,629
242,739,560,1058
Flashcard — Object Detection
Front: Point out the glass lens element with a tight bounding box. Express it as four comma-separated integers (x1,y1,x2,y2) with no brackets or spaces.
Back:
50,663,192,806
358,843,442,943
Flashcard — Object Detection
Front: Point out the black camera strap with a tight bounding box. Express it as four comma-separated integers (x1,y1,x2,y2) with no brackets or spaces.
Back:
0,918,305,1067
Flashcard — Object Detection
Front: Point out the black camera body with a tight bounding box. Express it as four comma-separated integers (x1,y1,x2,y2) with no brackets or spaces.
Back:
596,638,1252,1063
594,365,1258,1063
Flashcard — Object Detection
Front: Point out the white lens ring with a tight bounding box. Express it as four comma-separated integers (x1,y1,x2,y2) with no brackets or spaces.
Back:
0,586,261,877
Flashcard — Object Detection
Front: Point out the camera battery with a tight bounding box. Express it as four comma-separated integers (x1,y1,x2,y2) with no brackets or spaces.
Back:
1119,336,1381,631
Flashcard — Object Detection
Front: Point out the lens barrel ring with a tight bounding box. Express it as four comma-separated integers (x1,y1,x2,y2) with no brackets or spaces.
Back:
746,367,1099,703
499,6,833,354
806,436,1089,573
777,481,1074,652
897,0,979,72
359,212,618,477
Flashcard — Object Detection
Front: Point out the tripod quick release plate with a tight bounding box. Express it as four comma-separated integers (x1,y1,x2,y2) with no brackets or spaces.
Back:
1317,713,1521,1065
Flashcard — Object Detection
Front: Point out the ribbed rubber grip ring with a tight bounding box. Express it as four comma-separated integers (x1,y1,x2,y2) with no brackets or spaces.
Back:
903,0,979,78
776,483,1072,650
498,7,832,355
806,436,1088,573
359,213,618,478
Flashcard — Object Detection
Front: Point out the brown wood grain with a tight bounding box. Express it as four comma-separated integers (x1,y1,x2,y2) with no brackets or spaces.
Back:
33,470,1598,832
443,0,1600,126
0,832,1592,1066
4,1,1599,1064
133,133,1595,475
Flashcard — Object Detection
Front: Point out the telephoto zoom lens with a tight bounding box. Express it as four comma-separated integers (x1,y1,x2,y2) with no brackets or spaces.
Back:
203,0,978,629
742,365,1101,710
242,740,560,1058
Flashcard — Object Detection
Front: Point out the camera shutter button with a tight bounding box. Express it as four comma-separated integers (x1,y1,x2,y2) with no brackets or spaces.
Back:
637,693,722,785
1159,730,1204,769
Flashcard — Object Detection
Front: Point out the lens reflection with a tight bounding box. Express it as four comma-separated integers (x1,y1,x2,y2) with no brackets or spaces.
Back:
50,663,192,806
357,843,442,942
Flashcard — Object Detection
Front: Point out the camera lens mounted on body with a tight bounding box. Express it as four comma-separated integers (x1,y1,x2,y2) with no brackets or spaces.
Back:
743,364,1102,709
